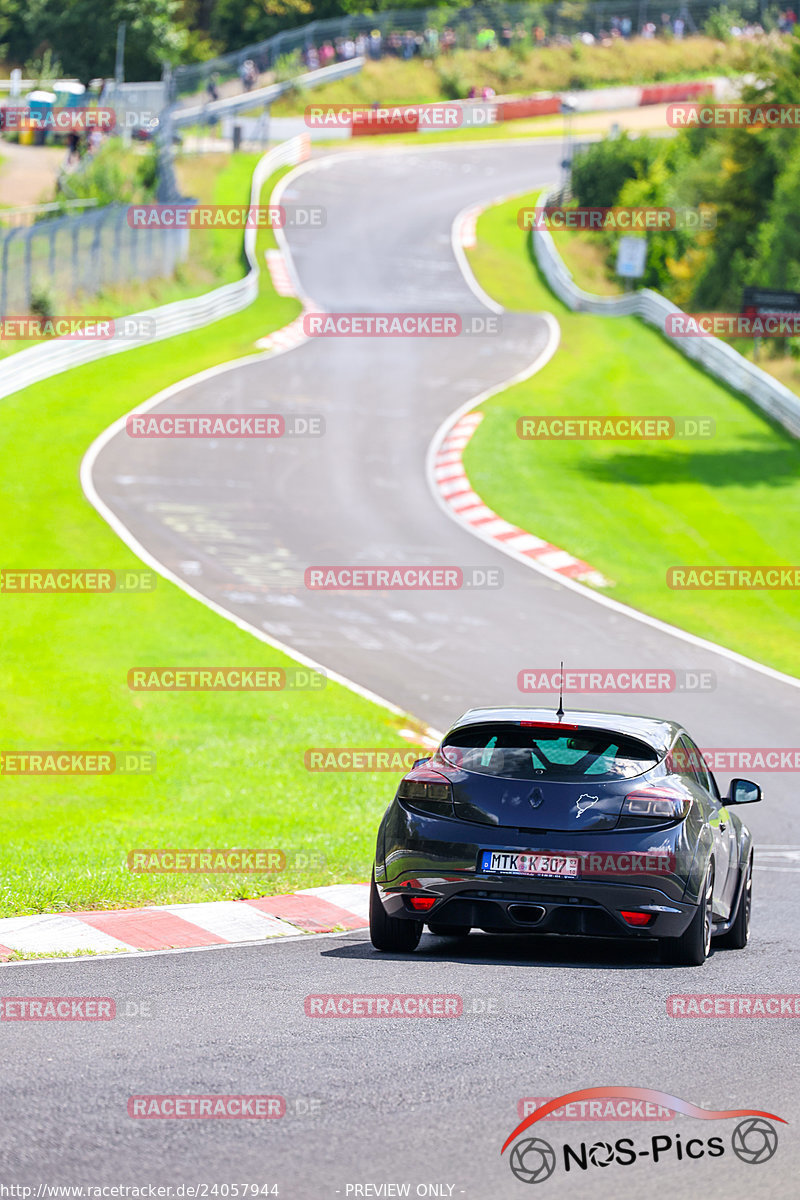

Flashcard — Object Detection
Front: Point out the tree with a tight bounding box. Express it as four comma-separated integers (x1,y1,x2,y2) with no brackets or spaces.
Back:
16,0,188,83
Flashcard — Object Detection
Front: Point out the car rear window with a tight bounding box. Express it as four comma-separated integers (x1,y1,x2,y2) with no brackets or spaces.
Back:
440,723,659,782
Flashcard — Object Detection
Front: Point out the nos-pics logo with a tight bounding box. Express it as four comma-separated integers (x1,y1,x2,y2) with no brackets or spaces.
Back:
502,1088,784,1184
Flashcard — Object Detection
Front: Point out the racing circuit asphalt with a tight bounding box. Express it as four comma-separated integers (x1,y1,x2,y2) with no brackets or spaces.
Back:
3,141,798,1197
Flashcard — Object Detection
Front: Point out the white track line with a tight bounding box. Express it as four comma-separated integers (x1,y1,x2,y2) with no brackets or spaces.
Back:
436,189,800,694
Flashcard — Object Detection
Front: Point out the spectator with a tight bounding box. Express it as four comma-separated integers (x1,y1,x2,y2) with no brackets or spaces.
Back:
424,27,439,56
368,30,382,59
402,31,415,60
240,59,257,90
621,15,632,36
66,130,81,164
500,24,513,48
355,33,368,58
674,16,685,37
441,27,457,54
206,74,219,103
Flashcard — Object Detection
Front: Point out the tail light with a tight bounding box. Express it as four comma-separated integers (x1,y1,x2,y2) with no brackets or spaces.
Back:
397,765,454,817
620,910,653,927
622,786,691,822
408,896,436,912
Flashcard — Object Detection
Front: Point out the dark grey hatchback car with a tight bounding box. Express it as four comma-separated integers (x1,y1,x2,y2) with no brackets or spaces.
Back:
370,708,761,965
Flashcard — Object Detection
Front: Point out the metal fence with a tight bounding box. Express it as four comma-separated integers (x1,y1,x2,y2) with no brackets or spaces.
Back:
0,136,309,400
0,203,190,317
170,0,774,104
0,55,358,315
531,195,800,439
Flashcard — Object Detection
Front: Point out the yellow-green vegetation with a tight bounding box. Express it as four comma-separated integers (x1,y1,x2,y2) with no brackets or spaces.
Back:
276,36,751,113
463,191,800,676
0,156,423,917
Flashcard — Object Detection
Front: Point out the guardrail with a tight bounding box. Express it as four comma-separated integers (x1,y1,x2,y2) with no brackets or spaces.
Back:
532,200,800,440
0,135,310,403
171,57,364,128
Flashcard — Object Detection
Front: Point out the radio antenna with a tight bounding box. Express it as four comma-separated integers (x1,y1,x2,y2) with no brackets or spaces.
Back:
556,660,565,719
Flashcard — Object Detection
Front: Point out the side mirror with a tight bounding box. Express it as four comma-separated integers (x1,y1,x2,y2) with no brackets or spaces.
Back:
727,778,762,805
412,757,431,770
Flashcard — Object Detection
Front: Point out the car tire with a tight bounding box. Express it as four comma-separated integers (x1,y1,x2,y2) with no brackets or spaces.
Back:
717,853,752,950
660,863,714,966
369,873,422,952
427,923,471,938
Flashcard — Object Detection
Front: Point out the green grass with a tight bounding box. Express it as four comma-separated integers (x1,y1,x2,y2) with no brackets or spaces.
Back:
0,153,274,359
0,155,427,919
463,192,800,676
275,37,744,115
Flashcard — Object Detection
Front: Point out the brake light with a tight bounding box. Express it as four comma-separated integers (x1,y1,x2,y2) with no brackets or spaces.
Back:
620,910,653,927
408,896,436,912
519,721,579,729
397,766,454,816
622,787,691,821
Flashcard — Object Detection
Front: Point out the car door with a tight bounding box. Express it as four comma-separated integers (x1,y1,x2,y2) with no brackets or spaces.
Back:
687,737,740,910
678,734,736,916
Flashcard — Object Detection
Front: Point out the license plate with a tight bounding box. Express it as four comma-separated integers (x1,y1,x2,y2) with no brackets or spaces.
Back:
480,851,579,878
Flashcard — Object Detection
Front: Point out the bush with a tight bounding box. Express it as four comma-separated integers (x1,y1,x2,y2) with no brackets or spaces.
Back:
704,6,745,41
435,63,471,99
571,134,660,207
29,283,54,320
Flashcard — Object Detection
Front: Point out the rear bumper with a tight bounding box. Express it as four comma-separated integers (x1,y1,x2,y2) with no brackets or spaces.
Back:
376,802,700,938
378,879,696,938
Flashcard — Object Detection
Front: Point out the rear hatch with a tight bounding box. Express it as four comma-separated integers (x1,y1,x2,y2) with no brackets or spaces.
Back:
434,720,661,832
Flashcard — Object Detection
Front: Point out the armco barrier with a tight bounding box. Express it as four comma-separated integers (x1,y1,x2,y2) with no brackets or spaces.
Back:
0,135,310,403
171,57,364,128
639,81,711,106
497,96,562,121
532,193,800,439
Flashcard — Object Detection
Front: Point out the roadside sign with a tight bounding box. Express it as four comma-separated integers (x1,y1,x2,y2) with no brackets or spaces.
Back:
616,236,647,278
741,287,800,314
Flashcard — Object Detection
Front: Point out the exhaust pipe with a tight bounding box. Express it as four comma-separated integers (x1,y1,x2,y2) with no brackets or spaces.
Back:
507,903,546,926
